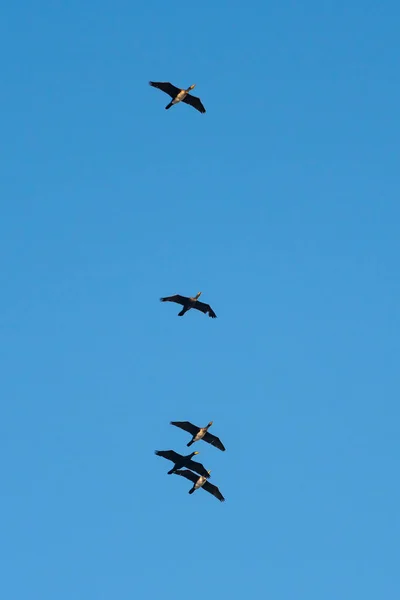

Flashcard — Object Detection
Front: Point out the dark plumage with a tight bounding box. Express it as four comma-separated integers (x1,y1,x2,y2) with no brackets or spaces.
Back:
149,81,206,113
155,450,210,478
170,420,226,451
174,469,225,502
160,292,217,318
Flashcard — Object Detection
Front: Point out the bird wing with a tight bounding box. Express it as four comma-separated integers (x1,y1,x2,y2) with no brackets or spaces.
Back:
149,81,181,99
188,459,210,478
174,469,199,483
192,301,217,318
182,93,206,114
160,295,188,306
202,432,226,451
203,481,225,502
170,421,200,436
154,450,182,463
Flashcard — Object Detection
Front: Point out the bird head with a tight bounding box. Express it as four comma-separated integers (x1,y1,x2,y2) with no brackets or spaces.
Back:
207,470,211,475
208,421,213,427
189,84,196,90
195,292,202,299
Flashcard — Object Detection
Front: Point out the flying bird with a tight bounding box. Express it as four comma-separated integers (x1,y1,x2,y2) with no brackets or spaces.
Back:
149,81,206,114
160,292,217,318
154,450,210,478
170,420,226,451
174,469,225,502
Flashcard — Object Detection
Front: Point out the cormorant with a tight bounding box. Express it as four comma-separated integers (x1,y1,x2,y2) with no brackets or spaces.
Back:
155,450,210,478
170,420,226,451
160,292,217,318
149,81,206,113
174,469,225,502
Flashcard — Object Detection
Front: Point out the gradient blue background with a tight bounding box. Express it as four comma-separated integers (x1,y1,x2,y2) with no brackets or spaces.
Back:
1,1,399,598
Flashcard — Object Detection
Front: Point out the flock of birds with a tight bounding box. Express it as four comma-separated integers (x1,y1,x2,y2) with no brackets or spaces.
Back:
156,420,226,502
156,290,224,502
151,83,225,502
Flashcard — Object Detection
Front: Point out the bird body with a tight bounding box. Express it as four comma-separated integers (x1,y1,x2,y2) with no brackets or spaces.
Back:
190,474,207,493
192,422,213,444
155,450,210,478
160,292,217,318
149,81,206,113
175,469,225,502
170,420,226,451
173,88,190,104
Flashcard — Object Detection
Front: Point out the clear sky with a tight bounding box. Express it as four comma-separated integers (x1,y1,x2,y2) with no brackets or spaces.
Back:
1,1,399,598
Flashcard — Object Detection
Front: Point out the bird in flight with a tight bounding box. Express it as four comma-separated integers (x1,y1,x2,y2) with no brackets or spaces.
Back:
174,469,225,502
154,450,210,478
160,292,217,318
149,81,206,114
170,420,226,451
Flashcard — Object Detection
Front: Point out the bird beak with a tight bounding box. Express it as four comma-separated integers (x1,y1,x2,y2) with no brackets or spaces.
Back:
208,470,211,474
194,451,199,455
191,84,196,89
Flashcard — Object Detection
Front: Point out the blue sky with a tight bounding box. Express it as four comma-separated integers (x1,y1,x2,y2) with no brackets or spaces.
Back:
1,1,399,598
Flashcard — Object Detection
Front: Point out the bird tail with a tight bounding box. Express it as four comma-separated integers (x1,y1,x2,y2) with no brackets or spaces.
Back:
165,101,173,110
187,440,194,447
188,488,195,495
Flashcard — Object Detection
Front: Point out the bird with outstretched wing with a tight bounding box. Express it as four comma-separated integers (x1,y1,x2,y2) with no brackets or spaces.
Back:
175,469,225,502
160,293,217,318
155,450,210,478
149,81,206,114
170,420,226,451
